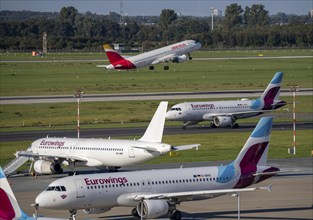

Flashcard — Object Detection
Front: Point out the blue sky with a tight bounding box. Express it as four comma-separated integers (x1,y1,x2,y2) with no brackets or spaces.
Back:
1,0,312,16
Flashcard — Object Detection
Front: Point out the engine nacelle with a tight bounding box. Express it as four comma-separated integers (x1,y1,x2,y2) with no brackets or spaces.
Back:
137,200,169,218
83,207,111,214
172,54,187,63
213,116,232,127
34,160,63,174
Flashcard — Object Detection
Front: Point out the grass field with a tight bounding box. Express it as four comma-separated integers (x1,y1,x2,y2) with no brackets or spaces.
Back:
0,51,312,96
1,48,312,60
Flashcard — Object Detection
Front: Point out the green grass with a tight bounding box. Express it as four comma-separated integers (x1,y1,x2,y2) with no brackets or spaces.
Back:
0,96,311,132
0,49,312,60
0,130,312,168
0,51,312,96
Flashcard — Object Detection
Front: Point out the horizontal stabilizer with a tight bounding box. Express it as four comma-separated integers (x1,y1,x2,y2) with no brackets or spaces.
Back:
171,144,200,151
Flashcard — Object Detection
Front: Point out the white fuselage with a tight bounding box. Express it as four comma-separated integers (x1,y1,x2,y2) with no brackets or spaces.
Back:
30,137,171,167
36,164,243,210
166,99,262,122
129,40,201,68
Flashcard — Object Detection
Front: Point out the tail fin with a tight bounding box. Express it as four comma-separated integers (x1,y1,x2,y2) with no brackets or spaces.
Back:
139,102,168,143
260,72,283,108
103,44,126,64
0,167,29,219
233,117,280,188
234,117,273,170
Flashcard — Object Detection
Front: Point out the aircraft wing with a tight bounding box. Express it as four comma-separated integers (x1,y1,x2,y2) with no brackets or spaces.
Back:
203,110,265,120
151,54,177,65
15,151,95,164
134,185,272,201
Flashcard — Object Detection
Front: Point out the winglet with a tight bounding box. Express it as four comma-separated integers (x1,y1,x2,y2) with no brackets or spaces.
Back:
259,184,273,192
139,102,168,143
103,44,113,50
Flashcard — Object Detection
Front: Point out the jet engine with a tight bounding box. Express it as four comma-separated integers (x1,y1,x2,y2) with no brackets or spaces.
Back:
83,207,111,214
34,160,63,174
172,54,188,63
136,200,169,218
213,116,232,127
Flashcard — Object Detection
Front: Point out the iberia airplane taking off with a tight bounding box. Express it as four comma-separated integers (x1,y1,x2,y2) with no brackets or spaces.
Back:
98,40,201,70
166,72,286,129
36,117,277,220
14,102,199,175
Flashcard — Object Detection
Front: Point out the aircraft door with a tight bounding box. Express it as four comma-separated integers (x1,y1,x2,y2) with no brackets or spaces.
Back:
129,147,135,158
74,179,85,198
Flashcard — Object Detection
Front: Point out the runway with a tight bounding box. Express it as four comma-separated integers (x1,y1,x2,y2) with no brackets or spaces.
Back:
0,121,312,142
10,158,313,220
0,89,312,104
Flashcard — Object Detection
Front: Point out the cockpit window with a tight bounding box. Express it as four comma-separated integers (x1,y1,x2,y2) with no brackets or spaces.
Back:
170,108,182,111
46,186,66,191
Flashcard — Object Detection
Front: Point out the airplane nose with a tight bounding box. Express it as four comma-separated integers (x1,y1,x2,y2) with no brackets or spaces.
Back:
35,192,46,207
165,111,173,120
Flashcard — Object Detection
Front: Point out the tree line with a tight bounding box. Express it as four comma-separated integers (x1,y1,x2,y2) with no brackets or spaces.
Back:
0,4,312,51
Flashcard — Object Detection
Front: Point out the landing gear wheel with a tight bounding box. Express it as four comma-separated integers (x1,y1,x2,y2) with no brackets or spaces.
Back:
131,207,140,217
232,123,239,129
170,210,182,220
69,208,77,220
164,65,169,70
210,122,217,128
182,125,187,130
149,65,155,70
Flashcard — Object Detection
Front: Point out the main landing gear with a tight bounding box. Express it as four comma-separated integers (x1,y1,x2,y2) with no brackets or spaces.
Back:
131,208,182,220
170,210,182,220
231,123,239,129
69,208,77,220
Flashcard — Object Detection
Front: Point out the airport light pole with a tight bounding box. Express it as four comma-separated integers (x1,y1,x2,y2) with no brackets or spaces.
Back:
231,193,240,219
75,90,84,139
289,85,299,155
211,6,214,31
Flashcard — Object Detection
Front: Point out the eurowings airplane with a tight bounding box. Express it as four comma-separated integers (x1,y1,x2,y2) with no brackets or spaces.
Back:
36,117,277,220
166,72,286,129
16,102,199,175
0,167,64,220
97,40,201,70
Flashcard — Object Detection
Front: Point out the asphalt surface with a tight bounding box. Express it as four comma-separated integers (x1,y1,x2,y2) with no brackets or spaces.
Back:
0,121,312,142
0,89,312,104
9,158,313,220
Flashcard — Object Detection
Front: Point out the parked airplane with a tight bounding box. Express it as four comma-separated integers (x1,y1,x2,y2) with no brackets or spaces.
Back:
166,72,286,129
0,167,64,220
35,117,276,220
15,102,199,175
97,40,201,70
